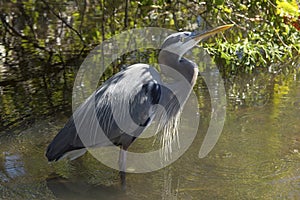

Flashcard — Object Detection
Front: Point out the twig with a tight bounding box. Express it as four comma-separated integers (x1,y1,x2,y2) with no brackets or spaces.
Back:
124,0,129,29
223,13,246,30
41,0,86,45
99,0,106,41
274,29,289,47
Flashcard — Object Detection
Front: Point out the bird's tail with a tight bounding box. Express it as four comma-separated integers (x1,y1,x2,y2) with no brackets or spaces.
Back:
46,118,86,161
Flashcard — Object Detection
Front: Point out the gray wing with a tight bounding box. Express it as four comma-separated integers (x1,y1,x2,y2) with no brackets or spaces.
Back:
95,79,161,149
46,64,162,161
93,64,162,148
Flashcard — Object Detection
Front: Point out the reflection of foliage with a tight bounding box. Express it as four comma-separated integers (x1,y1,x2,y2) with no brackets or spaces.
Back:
0,0,299,130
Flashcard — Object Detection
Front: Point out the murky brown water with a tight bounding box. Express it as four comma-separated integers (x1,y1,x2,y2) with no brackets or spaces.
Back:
0,67,299,199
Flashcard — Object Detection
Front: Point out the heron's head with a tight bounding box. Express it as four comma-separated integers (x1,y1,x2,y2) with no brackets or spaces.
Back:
161,24,234,58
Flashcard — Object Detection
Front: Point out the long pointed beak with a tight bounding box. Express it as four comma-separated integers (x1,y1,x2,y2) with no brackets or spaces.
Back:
171,24,234,58
192,24,234,42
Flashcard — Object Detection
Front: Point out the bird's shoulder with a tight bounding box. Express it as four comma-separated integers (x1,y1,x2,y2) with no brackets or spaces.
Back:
96,64,160,95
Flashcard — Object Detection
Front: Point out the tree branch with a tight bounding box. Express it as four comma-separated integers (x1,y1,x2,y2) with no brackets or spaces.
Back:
41,0,86,46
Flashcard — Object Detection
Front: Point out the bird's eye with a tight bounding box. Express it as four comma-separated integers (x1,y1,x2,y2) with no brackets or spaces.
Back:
184,33,190,36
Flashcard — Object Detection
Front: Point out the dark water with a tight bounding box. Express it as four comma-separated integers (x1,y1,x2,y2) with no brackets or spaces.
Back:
0,66,299,199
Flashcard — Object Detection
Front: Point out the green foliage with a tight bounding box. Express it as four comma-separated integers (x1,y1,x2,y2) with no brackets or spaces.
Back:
202,0,300,73
276,0,299,18
1,0,298,74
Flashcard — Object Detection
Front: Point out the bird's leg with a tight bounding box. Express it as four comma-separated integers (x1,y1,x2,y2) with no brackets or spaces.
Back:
119,146,127,190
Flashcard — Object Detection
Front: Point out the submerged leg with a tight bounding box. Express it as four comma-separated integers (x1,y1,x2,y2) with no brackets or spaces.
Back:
119,147,127,190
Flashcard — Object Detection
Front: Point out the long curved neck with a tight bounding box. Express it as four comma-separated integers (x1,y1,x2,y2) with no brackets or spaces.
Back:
158,50,198,86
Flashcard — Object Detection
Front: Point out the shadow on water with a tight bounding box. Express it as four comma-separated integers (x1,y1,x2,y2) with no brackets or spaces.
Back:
46,177,126,200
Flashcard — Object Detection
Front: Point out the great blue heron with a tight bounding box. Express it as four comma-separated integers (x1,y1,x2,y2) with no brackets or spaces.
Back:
46,24,233,189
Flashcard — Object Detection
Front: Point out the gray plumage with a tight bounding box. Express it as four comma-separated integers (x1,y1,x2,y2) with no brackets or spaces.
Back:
46,64,166,161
